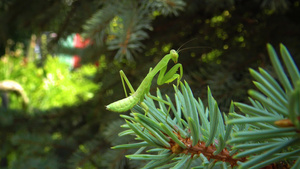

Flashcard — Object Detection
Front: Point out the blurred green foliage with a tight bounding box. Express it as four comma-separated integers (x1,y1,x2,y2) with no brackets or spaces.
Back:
0,48,99,111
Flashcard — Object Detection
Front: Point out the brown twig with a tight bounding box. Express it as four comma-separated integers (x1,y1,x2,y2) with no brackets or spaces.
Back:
166,131,247,167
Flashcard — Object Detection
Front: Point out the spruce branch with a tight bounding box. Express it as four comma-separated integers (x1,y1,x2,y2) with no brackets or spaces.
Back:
228,44,300,168
67,134,103,169
148,0,186,16
81,0,185,61
82,4,116,45
113,81,246,168
107,2,153,61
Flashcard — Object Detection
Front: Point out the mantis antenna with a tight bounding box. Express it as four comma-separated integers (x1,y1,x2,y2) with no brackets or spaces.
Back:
177,46,213,53
176,38,212,53
177,38,198,52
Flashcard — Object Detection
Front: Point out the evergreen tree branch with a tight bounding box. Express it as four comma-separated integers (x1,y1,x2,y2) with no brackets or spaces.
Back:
112,82,246,168
81,0,185,61
228,44,300,168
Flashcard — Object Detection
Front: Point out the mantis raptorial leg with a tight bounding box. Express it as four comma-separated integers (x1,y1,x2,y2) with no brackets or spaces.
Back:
106,49,183,113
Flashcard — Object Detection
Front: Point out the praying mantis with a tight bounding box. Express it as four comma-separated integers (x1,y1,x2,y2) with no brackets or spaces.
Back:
106,49,183,113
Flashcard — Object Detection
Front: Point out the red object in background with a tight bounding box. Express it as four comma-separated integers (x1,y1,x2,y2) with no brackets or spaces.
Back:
72,56,81,68
73,33,90,68
74,33,90,48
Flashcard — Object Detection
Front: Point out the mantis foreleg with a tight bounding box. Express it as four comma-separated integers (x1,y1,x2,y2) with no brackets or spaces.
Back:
157,63,183,86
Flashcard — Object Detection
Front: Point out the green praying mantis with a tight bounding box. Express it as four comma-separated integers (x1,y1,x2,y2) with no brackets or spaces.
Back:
106,49,183,113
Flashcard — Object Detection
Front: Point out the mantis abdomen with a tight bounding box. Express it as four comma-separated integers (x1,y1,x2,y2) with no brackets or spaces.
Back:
106,93,140,112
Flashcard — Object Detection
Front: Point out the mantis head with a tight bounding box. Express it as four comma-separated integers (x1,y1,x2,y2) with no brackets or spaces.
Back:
170,49,179,63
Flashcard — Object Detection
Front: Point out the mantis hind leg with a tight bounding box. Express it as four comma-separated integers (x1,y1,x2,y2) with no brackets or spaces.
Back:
119,70,136,97
120,69,152,114
120,68,153,97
